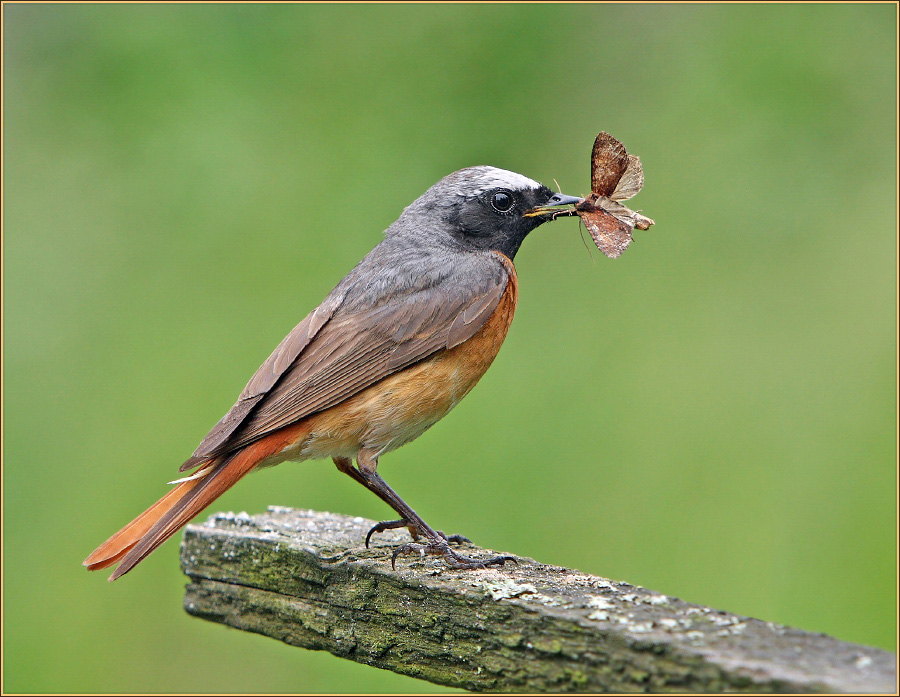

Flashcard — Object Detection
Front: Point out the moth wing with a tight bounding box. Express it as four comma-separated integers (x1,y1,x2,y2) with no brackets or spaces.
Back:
591,132,629,196
611,154,644,201
580,207,634,259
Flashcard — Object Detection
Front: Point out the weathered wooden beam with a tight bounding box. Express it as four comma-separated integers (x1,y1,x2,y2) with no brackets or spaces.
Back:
181,507,896,693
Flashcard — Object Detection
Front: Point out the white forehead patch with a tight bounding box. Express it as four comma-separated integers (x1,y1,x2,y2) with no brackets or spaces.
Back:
454,166,542,197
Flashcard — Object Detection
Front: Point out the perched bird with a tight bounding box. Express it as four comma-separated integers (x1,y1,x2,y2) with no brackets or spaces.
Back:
84,166,581,580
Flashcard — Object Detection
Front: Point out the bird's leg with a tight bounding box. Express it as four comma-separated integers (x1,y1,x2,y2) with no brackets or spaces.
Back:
353,450,514,571
334,457,461,545
333,457,421,542
348,451,470,546
332,456,366,485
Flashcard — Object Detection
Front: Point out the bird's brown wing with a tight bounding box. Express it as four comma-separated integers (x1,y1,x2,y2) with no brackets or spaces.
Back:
180,292,345,469
183,254,510,467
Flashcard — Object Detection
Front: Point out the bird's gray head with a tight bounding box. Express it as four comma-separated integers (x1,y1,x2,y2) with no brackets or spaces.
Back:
388,166,580,260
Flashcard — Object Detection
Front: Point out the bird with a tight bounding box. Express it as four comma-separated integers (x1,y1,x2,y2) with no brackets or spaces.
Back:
83,166,582,580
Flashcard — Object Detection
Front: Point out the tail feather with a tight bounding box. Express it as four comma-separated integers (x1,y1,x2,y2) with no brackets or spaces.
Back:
84,477,204,571
106,453,255,581
84,420,311,581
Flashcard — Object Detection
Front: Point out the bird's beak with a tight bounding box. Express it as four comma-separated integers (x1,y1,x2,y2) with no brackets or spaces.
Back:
525,192,583,218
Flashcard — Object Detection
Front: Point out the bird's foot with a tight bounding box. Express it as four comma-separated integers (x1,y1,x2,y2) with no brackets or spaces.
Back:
391,540,516,571
365,519,471,548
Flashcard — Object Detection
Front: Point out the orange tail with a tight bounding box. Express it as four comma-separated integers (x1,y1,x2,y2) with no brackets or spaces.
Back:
84,421,309,581
83,475,207,572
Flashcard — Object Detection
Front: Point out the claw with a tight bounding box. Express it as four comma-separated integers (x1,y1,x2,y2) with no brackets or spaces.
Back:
391,544,416,570
365,519,410,548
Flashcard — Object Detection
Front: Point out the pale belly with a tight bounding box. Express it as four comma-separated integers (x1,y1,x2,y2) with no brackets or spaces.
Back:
280,352,474,462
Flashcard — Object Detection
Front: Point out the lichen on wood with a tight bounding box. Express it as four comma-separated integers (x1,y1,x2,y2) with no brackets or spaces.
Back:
181,508,896,693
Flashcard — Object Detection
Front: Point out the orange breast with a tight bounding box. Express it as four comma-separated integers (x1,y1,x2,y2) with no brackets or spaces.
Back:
276,254,519,463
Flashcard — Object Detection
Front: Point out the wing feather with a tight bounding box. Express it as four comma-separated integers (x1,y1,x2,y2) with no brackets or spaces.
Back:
180,292,345,469
185,250,509,464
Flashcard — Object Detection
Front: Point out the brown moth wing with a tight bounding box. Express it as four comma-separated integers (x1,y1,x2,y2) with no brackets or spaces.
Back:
611,154,644,202
580,207,634,259
591,132,629,196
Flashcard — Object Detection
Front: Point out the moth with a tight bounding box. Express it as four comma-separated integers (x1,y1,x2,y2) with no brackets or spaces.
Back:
576,132,654,259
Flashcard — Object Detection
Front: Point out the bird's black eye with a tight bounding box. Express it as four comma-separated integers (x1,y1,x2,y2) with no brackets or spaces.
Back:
490,190,514,213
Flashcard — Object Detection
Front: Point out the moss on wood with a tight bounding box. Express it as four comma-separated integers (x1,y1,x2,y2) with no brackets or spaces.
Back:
181,508,895,693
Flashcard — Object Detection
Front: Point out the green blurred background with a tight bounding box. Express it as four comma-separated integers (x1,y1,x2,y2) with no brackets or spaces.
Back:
3,3,896,693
